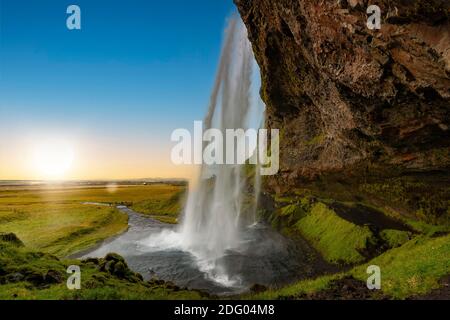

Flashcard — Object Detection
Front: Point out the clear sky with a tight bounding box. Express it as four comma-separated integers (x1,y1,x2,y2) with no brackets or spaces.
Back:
0,0,236,180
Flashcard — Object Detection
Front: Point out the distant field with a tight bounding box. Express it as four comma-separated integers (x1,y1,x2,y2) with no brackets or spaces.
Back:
0,184,185,257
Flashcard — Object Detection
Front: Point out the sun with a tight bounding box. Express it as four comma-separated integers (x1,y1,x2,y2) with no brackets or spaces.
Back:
32,141,74,179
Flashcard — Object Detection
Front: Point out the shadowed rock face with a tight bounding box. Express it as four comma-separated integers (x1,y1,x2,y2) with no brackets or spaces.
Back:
235,0,450,192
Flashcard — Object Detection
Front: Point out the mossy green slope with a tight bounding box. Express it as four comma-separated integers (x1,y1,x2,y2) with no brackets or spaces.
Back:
253,189,450,299
0,234,203,300
247,234,449,300
295,203,375,264
379,229,411,248
351,234,450,298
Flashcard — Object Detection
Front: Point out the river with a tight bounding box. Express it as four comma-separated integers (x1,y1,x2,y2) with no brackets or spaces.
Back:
80,205,315,295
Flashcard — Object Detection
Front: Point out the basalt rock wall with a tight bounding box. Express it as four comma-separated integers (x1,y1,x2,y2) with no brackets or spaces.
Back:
235,0,450,195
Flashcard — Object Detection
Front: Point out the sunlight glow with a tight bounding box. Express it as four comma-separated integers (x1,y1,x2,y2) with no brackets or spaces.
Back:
32,141,74,179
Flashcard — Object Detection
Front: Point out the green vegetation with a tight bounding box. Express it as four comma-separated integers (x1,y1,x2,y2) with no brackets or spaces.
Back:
1,181,448,300
0,184,198,300
0,203,127,258
402,218,449,236
283,173,449,234
359,176,450,226
0,234,203,300
271,197,378,265
379,229,411,248
255,176,450,299
351,234,450,298
295,203,375,264
246,234,450,300
245,274,342,300
0,184,184,206
248,187,450,300
0,184,185,257
131,189,185,224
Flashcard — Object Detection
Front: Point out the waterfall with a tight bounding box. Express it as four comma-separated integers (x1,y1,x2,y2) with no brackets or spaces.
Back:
140,16,265,287
179,16,265,285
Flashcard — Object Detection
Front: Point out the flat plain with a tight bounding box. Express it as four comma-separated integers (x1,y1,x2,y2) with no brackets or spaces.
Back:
0,184,185,257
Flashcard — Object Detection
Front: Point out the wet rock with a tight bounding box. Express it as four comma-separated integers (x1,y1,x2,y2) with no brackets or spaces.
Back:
5,272,25,283
112,261,127,278
45,270,63,284
96,253,143,283
192,289,212,299
102,260,115,273
104,252,125,263
0,233,24,247
24,272,46,285
148,278,166,286
164,281,180,291
134,272,143,281
82,257,100,265
249,283,267,293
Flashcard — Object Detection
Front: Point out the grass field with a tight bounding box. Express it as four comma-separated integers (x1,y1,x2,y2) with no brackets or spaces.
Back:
0,183,203,300
0,184,185,257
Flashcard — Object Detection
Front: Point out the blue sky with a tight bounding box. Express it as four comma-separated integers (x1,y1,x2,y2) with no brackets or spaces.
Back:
0,0,237,179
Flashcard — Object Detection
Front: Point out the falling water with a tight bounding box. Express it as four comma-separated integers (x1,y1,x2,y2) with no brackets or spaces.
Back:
82,16,309,293
179,16,265,285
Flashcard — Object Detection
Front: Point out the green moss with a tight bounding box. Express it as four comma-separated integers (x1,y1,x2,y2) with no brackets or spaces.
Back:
358,177,450,226
244,274,342,300
279,204,301,216
351,234,450,299
371,205,449,236
406,219,449,235
273,197,379,265
244,234,450,300
0,238,203,300
295,203,375,264
380,229,411,248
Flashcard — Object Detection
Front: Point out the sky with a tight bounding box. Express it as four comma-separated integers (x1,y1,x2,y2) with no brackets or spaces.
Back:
0,0,236,180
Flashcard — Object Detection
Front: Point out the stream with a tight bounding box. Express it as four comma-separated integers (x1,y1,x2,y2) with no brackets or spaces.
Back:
80,205,311,295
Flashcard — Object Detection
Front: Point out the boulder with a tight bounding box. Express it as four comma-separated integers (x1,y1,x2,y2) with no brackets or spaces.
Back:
45,270,63,284
5,272,25,283
0,233,24,247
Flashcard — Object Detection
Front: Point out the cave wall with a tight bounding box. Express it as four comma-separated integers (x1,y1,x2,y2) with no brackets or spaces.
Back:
235,0,450,194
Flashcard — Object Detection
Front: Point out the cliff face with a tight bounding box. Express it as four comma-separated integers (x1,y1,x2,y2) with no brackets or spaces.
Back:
235,0,450,195
235,0,450,223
